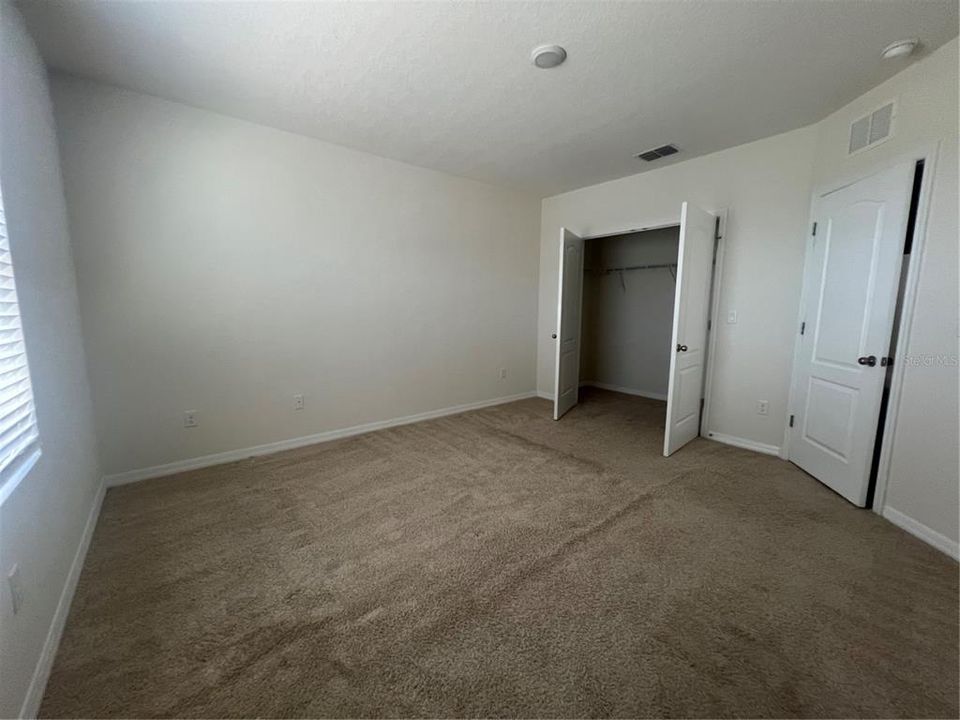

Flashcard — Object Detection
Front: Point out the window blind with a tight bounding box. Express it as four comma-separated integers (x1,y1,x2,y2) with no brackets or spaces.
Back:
0,190,39,477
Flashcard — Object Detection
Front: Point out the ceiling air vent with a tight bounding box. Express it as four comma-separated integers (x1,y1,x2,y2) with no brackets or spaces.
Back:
636,144,679,162
849,101,896,154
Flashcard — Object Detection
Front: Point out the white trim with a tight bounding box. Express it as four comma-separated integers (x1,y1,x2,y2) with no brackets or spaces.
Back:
706,431,780,457
105,392,537,486
0,445,41,508
580,217,680,241
781,203,817,459
871,143,939,514
809,141,936,200
536,390,554,401
19,478,106,720
700,208,728,440
882,506,959,561
580,381,666,402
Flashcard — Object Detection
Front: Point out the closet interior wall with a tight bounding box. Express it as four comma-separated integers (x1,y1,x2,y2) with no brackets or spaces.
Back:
580,227,680,401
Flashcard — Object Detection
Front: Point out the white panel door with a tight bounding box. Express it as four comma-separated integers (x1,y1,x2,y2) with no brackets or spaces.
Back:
554,228,584,420
789,161,913,506
664,203,716,456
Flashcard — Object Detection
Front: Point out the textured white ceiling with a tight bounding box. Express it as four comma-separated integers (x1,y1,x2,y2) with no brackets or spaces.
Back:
18,1,959,196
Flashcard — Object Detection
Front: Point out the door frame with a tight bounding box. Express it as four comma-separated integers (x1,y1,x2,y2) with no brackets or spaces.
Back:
699,208,728,441
559,209,727,438
782,141,941,516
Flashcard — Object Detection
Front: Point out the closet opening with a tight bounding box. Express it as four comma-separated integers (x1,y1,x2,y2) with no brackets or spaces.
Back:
553,203,721,456
578,226,680,428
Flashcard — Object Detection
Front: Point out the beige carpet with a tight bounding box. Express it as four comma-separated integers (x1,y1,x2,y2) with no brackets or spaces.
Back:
41,389,958,718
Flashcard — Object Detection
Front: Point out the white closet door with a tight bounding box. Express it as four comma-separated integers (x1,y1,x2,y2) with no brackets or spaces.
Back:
664,202,716,456
554,228,584,419
789,161,913,506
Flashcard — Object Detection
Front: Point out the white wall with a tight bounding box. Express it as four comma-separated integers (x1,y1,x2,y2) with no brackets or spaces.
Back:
580,227,678,399
50,75,541,477
0,5,102,717
538,127,818,450
809,39,958,552
539,38,959,554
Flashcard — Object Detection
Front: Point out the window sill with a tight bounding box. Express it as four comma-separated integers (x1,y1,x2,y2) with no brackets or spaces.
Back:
0,446,42,508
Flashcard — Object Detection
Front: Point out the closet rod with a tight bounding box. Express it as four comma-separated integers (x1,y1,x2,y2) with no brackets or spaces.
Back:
585,262,677,273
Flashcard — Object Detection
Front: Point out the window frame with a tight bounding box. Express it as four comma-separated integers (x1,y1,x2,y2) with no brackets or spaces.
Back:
0,187,42,505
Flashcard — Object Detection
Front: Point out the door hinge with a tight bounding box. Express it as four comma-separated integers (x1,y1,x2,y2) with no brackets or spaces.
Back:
811,222,817,236
707,318,712,331
789,414,795,428
800,321,805,335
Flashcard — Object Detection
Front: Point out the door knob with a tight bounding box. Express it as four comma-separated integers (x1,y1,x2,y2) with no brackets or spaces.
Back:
857,355,877,366
551,333,557,339
676,344,688,352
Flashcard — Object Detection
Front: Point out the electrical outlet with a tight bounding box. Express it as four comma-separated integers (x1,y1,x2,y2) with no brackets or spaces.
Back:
293,394,304,410
183,410,198,428
757,400,768,416
7,564,23,615
498,368,507,380
727,310,738,324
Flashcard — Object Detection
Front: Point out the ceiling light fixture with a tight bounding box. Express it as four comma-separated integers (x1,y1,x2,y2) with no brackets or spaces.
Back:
881,39,918,60
531,44,567,69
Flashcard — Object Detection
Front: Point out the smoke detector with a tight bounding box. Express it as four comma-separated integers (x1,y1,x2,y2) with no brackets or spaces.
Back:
531,45,567,69
881,39,918,60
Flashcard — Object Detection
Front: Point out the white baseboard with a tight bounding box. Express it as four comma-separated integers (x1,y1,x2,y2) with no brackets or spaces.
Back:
105,391,538,487
536,390,554,401
705,431,781,457
580,381,667,402
882,506,959,560
19,478,106,719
